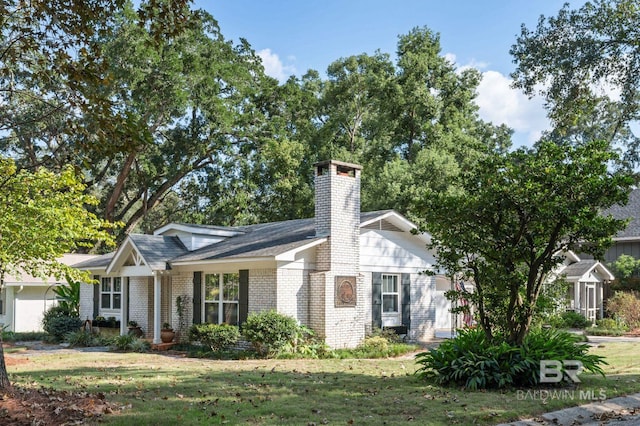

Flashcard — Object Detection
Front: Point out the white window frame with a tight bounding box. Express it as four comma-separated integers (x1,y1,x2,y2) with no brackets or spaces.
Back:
100,277,122,310
381,274,400,314
203,273,239,325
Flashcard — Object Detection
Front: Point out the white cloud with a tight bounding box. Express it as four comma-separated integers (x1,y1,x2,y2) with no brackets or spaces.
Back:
257,48,297,82
475,70,549,146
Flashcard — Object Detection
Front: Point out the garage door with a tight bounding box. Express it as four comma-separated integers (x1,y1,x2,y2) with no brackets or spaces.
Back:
14,287,57,332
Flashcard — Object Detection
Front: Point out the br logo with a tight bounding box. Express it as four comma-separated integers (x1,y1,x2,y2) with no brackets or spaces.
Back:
540,360,584,383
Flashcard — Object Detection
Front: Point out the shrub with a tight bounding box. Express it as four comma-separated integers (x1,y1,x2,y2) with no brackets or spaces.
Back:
359,336,389,353
585,318,628,336
42,306,82,341
188,323,240,352
607,291,640,329
242,310,299,357
415,328,606,390
111,334,136,351
129,338,150,353
549,311,591,329
65,330,107,347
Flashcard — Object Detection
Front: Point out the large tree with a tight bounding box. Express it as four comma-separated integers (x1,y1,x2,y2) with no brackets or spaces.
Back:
0,158,115,388
511,0,640,168
417,140,634,345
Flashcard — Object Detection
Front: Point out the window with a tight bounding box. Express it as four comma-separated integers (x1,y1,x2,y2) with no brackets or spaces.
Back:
101,277,121,310
204,273,239,325
382,274,399,313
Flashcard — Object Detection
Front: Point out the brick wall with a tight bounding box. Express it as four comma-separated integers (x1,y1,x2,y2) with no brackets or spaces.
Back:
126,276,150,337
276,268,309,324
248,269,277,314
409,273,436,342
79,283,94,322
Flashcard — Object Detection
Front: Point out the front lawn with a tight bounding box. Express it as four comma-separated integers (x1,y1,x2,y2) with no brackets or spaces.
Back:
5,342,640,425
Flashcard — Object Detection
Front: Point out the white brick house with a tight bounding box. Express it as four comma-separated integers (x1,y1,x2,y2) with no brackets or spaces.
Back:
76,160,441,348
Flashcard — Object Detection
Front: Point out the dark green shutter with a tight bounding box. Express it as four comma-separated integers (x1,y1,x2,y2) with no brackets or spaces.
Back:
92,275,100,318
193,272,202,324
401,273,411,328
372,272,382,329
239,270,249,326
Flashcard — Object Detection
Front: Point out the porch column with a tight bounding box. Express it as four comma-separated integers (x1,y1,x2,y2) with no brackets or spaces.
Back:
120,276,128,336
597,282,603,319
153,272,161,344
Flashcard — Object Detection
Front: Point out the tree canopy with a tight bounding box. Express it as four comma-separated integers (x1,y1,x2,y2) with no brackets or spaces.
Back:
511,0,640,168
0,157,116,388
417,139,634,345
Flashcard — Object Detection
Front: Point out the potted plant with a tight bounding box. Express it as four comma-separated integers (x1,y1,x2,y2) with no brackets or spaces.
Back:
160,322,175,343
93,316,107,327
127,320,143,338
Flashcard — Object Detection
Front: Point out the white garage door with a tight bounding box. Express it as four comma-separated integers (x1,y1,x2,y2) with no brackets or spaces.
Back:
14,287,57,332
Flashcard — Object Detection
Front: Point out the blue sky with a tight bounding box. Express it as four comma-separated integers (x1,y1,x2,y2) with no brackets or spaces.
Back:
197,1,588,146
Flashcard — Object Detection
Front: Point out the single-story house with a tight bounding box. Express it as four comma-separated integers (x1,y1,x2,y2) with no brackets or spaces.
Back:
75,160,444,348
0,253,98,332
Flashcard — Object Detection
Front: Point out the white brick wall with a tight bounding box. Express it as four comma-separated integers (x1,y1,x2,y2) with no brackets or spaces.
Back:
79,282,94,322
409,273,436,342
128,276,150,337
248,269,277,314
277,268,309,324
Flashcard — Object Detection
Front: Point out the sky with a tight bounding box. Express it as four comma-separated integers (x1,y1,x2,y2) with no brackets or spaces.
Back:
196,1,589,147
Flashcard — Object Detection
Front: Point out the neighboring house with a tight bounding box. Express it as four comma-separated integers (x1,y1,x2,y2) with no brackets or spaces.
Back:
552,251,614,323
75,160,442,348
0,253,98,332
603,188,640,264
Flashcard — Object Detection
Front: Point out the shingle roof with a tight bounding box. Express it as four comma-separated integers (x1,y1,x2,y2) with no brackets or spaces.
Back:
74,210,400,269
561,259,598,278
129,235,188,269
72,252,114,269
604,188,640,239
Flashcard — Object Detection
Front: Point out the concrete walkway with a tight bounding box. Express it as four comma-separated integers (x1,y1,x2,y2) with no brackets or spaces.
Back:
499,334,640,425
497,393,640,426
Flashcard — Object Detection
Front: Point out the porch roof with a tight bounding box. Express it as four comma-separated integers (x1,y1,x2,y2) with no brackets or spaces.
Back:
561,259,615,281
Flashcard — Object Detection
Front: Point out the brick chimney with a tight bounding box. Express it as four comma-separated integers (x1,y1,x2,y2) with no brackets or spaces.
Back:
314,160,362,274
310,160,364,349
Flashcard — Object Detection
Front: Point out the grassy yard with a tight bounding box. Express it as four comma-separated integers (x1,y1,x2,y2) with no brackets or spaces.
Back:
6,342,640,425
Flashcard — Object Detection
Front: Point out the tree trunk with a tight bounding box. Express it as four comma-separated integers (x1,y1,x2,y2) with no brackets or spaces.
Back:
0,334,10,389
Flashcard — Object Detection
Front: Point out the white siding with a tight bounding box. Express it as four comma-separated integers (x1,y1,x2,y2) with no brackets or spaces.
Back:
360,229,436,273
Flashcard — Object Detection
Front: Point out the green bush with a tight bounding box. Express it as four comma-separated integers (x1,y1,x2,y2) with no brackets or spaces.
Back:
65,330,107,347
188,323,240,352
585,318,628,336
111,334,136,351
242,310,299,357
607,291,640,329
129,338,150,353
549,311,592,329
415,327,606,390
42,306,82,341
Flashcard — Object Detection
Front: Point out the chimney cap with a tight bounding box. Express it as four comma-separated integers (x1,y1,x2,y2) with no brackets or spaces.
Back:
313,159,362,170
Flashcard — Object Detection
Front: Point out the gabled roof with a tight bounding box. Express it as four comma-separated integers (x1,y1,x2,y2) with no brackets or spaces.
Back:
560,259,615,281
604,188,640,240
75,210,423,270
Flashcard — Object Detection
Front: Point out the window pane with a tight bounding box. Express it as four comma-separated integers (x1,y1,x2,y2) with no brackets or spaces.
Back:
113,294,121,309
382,275,397,293
382,295,398,313
101,294,111,309
113,277,121,292
205,274,220,301
101,278,111,292
204,302,219,324
223,273,239,301
223,303,238,325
